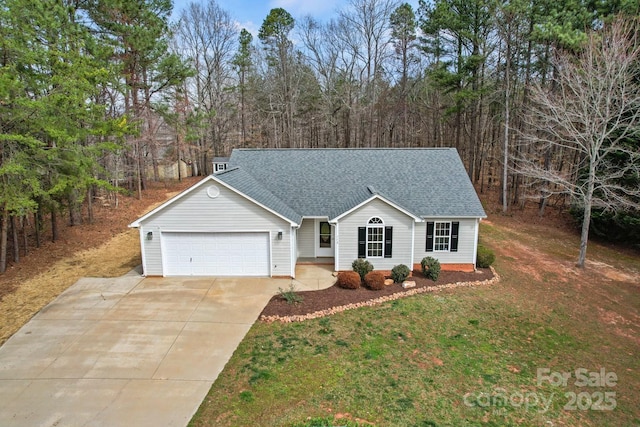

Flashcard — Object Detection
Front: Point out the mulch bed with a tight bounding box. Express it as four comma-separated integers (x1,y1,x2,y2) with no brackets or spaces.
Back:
260,268,494,320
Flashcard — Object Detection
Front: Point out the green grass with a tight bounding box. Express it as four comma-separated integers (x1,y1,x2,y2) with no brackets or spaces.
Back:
189,219,640,427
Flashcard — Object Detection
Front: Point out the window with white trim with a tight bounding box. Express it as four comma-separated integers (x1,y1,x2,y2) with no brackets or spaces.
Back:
434,221,451,251
367,217,384,257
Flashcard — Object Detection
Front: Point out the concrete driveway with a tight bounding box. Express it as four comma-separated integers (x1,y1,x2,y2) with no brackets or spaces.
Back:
0,265,334,427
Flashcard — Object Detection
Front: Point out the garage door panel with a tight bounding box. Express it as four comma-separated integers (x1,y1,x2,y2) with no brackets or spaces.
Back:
163,232,269,276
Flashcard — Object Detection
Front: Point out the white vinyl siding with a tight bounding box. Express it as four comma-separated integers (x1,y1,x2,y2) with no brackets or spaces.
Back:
139,182,292,276
414,218,478,264
337,198,413,271
297,218,315,258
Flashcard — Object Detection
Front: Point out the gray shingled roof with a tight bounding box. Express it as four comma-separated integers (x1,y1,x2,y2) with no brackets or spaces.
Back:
224,148,486,222
215,167,303,224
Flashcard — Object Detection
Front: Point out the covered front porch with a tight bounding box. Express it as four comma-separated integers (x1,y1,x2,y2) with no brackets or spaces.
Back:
296,218,336,264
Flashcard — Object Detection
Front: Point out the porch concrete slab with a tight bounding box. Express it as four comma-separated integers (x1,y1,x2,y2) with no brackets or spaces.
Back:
294,264,336,291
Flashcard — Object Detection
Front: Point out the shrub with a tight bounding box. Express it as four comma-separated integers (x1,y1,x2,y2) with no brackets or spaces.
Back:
420,256,441,281
364,271,385,290
476,245,495,268
337,271,361,289
278,283,304,305
352,258,373,282
390,264,411,283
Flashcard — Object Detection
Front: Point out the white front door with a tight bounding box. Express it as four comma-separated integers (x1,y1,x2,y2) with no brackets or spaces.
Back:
316,220,334,257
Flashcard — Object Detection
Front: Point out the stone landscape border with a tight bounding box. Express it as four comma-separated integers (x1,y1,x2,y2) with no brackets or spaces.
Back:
260,266,500,323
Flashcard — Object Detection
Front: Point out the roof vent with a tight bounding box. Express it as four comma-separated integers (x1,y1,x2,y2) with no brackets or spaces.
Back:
367,185,377,195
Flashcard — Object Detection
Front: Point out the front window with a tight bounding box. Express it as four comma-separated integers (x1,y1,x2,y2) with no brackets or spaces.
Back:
434,221,451,251
367,217,384,257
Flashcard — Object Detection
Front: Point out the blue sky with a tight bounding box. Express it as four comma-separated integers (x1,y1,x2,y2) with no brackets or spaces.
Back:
172,0,420,35
172,0,345,34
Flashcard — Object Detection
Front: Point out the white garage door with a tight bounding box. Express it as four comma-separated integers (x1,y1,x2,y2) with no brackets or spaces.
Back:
163,232,270,276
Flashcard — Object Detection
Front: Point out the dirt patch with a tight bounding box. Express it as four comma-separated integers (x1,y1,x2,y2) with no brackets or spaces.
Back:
482,211,640,351
587,259,640,283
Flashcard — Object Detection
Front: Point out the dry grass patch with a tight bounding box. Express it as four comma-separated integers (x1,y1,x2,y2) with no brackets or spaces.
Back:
0,230,140,344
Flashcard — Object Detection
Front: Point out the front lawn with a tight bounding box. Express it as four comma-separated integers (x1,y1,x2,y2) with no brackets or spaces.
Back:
190,215,639,427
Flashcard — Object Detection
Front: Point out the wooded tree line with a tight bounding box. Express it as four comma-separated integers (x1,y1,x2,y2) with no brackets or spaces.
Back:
0,0,638,272
0,0,190,272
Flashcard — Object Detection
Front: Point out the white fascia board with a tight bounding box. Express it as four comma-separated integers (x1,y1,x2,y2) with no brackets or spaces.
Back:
331,194,422,223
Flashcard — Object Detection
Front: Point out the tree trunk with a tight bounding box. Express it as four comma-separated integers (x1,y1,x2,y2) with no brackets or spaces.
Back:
577,163,596,268
0,208,8,273
87,188,94,224
136,139,143,200
11,215,19,263
21,216,28,257
34,209,41,248
51,205,58,243
502,30,511,213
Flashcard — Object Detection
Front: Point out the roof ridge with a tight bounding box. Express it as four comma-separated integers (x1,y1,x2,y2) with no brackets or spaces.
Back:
233,147,454,152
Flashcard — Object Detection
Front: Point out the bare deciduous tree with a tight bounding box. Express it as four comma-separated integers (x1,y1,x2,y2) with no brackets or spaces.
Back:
177,1,238,169
517,18,640,267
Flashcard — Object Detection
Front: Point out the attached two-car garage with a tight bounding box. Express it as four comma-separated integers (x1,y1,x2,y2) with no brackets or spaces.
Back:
130,175,296,277
162,232,270,277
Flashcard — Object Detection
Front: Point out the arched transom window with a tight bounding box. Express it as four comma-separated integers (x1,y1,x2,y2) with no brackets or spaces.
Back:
367,217,384,257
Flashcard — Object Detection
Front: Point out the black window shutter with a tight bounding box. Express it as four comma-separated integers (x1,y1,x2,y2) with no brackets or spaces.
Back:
451,221,459,252
358,227,366,258
384,226,393,258
426,221,434,252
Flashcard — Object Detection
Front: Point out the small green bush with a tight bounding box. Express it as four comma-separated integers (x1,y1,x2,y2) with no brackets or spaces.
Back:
352,258,373,282
420,256,441,281
364,271,385,290
391,264,411,283
337,271,361,289
278,283,304,305
476,245,495,268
